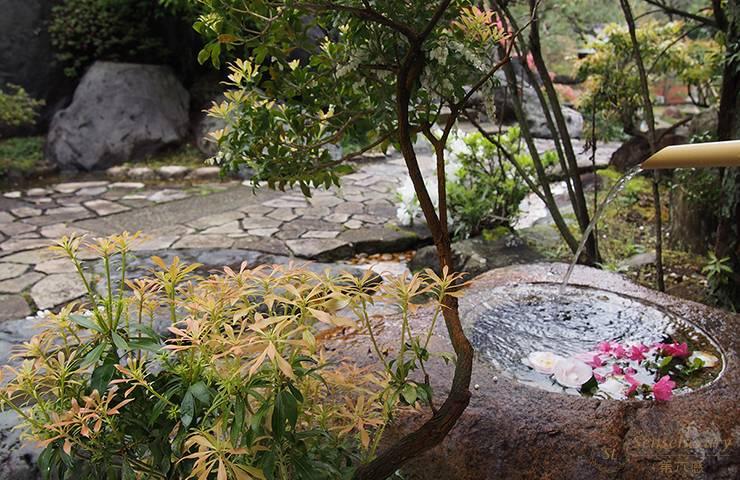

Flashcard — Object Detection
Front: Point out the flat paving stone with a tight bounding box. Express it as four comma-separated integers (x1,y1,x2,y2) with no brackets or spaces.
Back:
1,249,58,265
0,222,37,236
324,213,350,223
202,221,242,235
241,216,281,230
110,182,145,189
172,235,235,249
333,202,365,214
128,167,157,180
0,238,53,253
0,263,27,280
30,273,87,310
147,190,190,203
35,258,76,274
157,165,190,179
26,188,49,197
285,238,352,261
0,295,31,322
131,235,180,251
247,228,280,238
232,237,291,256
77,186,108,196
39,223,89,239
302,230,340,239
10,207,41,218
240,204,275,215
0,272,43,293
262,198,308,209
344,219,363,229
84,199,130,216
267,209,298,222
54,181,109,194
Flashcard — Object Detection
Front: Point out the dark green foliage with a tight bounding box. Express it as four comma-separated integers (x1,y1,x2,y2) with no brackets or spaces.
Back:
0,85,44,131
48,0,173,77
0,136,45,177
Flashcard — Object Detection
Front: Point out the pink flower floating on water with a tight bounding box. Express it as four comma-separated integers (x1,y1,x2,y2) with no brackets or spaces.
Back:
653,375,676,401
581,354,604,369
597,341,614,354
657,342,690,358
624,373,641,396
528,339,716,401
628,344,649,362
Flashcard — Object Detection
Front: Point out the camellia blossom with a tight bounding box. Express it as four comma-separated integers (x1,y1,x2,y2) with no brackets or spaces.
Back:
527,351,565,374
553,358,593,388
653,375,676,401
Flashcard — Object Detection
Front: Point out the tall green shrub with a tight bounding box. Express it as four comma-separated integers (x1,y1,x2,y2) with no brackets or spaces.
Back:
48,0,172,77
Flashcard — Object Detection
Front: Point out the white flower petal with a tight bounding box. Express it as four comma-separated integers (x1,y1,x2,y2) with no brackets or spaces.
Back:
527,351,565,374
689,351,720,368
553,357,593,388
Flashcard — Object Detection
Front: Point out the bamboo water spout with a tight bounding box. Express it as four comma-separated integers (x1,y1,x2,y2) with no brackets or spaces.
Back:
641,140,740,169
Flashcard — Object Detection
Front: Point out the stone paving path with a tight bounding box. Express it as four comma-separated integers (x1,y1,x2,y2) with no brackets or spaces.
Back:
0,155,431,319
0,132,620,321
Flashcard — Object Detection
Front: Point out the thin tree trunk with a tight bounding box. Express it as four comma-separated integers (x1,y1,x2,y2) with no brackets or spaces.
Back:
526,0,600,264
354,22,474,479
499,57,582,254
620,0,665,292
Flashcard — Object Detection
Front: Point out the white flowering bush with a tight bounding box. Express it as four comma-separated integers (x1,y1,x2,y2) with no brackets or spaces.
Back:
397,127,550,239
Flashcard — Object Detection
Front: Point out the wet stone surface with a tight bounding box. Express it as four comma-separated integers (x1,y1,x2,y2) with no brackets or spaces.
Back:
348,263,739,480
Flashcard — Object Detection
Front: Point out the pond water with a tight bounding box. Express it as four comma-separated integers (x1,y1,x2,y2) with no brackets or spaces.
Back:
468,283,723,399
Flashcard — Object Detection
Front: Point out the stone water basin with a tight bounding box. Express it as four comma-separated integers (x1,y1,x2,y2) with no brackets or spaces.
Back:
370,263,738,479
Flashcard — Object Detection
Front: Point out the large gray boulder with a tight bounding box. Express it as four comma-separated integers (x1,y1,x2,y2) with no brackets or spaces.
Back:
484,69,584,139
47,62,190,170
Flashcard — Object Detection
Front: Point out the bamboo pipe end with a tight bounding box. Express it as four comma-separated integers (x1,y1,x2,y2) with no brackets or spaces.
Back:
641,140,740,169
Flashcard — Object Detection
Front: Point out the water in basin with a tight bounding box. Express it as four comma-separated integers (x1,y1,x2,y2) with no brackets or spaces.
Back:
467,283,722,398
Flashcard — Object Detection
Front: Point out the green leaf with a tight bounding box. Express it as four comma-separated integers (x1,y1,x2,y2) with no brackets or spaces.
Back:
271,394,285,439
401,383,417,405
188,382,210,403
127,338,161,353
197,47,210,65
81,343,106,368
231,396,245,445
149,398,168,426
37,446,54,480
90,362,116,393
280,389,298,429
111,331,128,352
180,391,195,428
659,355,673,369
70,314,104,333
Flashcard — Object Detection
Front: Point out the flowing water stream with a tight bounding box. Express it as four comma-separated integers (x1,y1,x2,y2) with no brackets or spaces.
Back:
559,165,642,293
